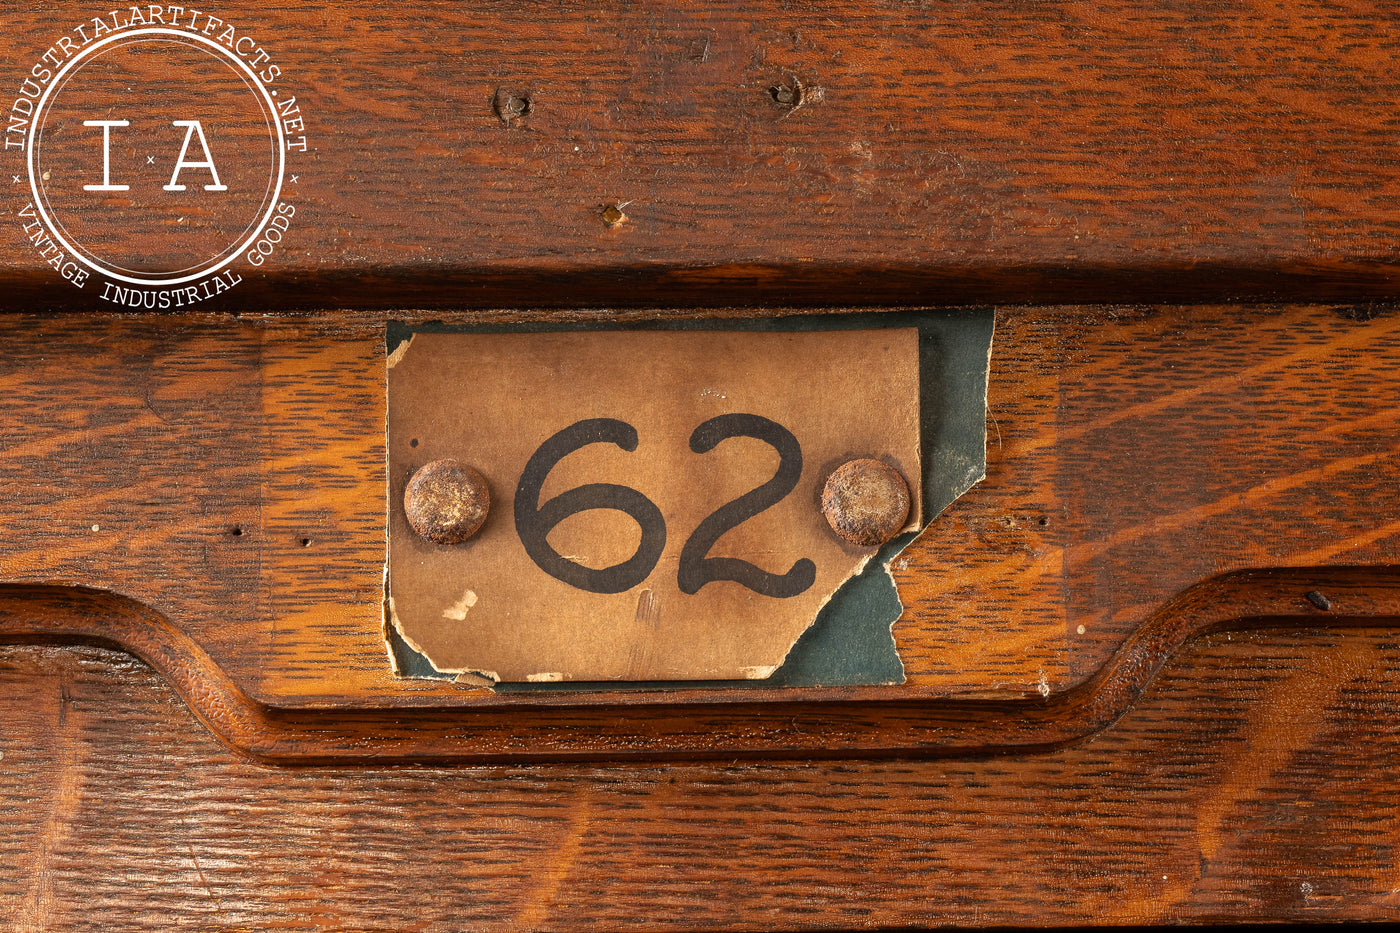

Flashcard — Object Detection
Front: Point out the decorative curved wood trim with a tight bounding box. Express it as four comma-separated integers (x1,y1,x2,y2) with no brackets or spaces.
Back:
1,567,1396,764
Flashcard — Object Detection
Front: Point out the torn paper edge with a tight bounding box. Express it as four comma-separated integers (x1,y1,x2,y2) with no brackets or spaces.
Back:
385,333,414,370
873,315,994,679
386,593,500,684
383,319,994,688
383,336,502,687
394,461,924,685
758,315,996,686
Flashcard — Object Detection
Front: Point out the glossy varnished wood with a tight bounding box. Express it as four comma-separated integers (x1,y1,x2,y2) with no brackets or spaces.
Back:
4,624,1400,928
5,0,1400,923
0,566,1396,762
7,1,1400,309
0,305,1393,720
0,307,1395,918
901,302,1400,694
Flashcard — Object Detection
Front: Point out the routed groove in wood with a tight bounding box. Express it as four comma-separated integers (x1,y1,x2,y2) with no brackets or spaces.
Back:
9,2,1400,309
0,568,1397,763
4,626,1400,927
0,305,1395,711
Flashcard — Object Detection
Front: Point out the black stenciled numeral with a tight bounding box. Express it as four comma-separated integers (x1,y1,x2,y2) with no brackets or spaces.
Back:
514,418,667,595
677,413,816,598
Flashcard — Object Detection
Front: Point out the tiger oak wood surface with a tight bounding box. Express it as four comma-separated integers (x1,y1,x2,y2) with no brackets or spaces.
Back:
900,302,1400,694
4,625,1400,929
0,305,1392,722
6,0,1400,924
0,303,1399,926
3,567,1396,762
7,1,1400,309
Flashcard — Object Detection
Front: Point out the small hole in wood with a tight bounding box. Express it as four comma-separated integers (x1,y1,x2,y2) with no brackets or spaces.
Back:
230,526,243,537
493,87,533,124
300,537,312,547
410,438,419,448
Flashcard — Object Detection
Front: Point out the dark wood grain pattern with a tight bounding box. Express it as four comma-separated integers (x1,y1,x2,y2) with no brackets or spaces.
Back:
5,0,1400,924
1,565,1396,762
7,1,1400,310
4,623,1400,928
0,305,1394,716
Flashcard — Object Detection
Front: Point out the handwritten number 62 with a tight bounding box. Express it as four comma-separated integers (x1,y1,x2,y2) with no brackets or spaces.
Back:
514,415,817,598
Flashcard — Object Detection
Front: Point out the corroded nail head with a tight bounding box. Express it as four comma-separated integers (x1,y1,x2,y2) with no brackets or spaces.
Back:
404,458,490,545
821,458,911,548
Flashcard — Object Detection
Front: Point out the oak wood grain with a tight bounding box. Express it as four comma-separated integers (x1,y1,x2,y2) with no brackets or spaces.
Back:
0,565,1395,763
0,306,1394,920
0,304,1394,765
7,1,1400,310
900,302,1400,695
3,624,1399,928
4,1,1400,922
0,304,1396,712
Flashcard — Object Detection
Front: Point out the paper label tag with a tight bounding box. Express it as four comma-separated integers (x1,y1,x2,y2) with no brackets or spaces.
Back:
386,329,922,683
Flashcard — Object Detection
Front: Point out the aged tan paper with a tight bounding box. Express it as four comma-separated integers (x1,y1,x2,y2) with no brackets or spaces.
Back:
387,329,920,682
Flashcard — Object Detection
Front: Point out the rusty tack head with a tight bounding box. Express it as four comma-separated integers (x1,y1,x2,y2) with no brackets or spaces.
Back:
821,458,911,548
404,459,491,545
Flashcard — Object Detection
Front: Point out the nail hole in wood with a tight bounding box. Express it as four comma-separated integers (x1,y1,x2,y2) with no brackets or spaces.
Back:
1306,590,1331,611
602,204,627,227
493,87,532,125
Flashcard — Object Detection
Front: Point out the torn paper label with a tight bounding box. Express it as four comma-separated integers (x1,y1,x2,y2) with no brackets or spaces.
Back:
386,328,924,682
